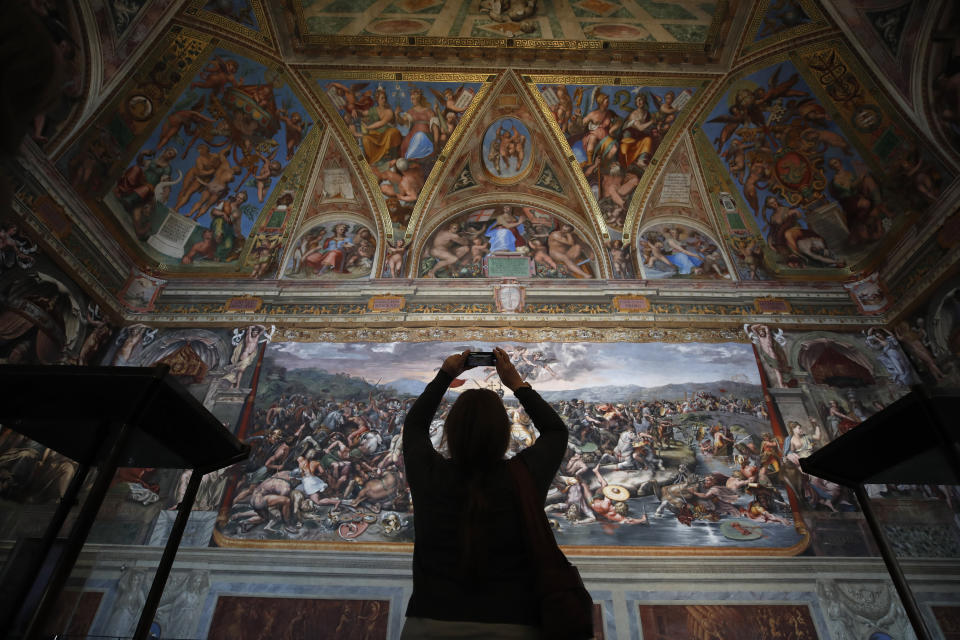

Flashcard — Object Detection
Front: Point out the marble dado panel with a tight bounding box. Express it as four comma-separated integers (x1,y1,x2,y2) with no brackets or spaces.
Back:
19,546,960,640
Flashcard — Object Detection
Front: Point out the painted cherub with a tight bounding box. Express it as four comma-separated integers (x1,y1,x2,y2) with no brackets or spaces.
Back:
384,238,407,278
191,56,242,95
277,109,306,160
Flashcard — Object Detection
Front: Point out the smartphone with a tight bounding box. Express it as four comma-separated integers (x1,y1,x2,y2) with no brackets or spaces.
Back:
466,352,496,368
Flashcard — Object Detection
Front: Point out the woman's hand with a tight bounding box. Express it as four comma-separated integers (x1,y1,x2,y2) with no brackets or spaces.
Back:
440,350,470,377
494,347,526,391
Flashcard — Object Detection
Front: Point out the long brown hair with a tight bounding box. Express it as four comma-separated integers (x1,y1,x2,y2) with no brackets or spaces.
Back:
442,389,511,580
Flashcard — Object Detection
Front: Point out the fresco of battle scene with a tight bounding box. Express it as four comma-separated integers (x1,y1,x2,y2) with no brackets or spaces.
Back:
283,220,376,280
0,220,117,517
417,206,597,279
215,340,812,553
637,223,731,279
746,323,960,555
537,83,697,231
702,60,945,273
99,47,311,267
316,78,481,234
0,322,271,547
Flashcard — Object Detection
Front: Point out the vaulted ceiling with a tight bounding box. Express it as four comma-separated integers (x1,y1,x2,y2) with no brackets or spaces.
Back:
10,0,960,328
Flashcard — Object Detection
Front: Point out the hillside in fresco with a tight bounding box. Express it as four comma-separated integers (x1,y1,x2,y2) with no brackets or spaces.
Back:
216,340,807,552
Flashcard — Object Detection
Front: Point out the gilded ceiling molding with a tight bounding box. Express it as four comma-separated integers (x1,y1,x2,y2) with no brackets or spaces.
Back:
283,1,731,61
275,326,747,345
736,0,828,60
179,0,273,51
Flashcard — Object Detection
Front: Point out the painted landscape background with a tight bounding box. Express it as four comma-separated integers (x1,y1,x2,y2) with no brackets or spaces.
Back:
216,340,807,551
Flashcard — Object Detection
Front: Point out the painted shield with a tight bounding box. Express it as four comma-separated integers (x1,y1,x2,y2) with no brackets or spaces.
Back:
774,151,812,190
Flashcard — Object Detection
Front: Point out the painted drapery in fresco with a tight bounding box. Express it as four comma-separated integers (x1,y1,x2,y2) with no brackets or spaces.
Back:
538,83,697,233
316,78,481,236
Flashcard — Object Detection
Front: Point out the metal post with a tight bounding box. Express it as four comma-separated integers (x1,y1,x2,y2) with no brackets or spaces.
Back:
133,468,204,640
853,484,932,640
23,422,134,640
24,369,168,640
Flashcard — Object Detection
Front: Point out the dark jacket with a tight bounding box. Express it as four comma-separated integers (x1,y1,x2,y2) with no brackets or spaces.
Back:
402,370,568,625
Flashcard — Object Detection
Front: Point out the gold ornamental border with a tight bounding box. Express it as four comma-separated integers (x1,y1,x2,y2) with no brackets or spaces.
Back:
183,0,272,49
737,0,827,59
275,325,747,344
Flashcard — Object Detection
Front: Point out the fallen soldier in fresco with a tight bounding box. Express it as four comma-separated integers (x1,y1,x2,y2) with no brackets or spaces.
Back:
219,368,797,544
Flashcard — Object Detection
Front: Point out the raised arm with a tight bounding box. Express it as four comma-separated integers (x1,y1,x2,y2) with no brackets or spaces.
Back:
494,347,568,496
402,351,468,485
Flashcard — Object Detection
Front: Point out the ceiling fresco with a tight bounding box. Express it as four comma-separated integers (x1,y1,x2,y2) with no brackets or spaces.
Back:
697,45,954,276
85,0,180,95
5,0,956,327
739,0,825,57
928,3,960,158
826,0,930,104
533,77,707,246
397,72,609,270
57,32,320,273
289,0,721,45
183,0,272,47
417,204,599,279
312,73,487,239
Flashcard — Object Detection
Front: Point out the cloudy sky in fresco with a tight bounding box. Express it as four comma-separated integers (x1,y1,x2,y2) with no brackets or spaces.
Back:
267,341,761,390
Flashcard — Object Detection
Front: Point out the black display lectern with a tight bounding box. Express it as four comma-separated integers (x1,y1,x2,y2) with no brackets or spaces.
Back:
0,364,249,640
800,388,960,640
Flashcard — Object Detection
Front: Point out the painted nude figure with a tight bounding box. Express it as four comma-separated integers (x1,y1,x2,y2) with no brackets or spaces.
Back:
425,222,471,277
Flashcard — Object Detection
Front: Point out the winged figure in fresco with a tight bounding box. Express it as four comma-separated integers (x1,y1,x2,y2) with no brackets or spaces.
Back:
428,85,473,141
708,66,808,151
327,82,374,122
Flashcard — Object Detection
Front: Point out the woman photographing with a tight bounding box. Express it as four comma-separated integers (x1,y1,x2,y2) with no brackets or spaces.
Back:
401,347,580,638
